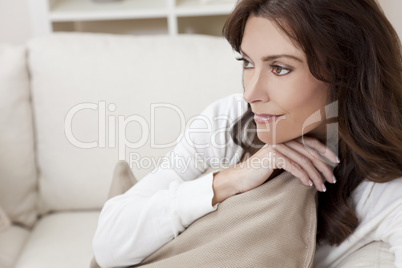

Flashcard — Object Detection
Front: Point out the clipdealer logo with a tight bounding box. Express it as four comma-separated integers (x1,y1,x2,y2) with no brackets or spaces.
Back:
64,100,246,164
63,99,338,171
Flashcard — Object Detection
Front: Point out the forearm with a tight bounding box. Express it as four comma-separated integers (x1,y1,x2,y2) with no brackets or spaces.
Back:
93,172,218,268
93,190,176,268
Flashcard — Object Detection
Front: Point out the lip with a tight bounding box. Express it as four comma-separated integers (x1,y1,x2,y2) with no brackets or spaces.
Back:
254,113,284,124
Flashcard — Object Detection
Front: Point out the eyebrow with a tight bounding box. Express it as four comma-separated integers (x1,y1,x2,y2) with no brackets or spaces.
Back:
240,48,303,63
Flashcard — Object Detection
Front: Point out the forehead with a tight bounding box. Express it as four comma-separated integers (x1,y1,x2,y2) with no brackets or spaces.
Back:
241,15,304,59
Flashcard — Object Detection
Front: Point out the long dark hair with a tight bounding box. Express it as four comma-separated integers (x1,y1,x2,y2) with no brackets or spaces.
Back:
223,0,402,246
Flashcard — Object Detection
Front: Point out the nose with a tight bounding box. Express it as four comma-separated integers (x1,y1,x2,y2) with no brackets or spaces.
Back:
242,69,270,104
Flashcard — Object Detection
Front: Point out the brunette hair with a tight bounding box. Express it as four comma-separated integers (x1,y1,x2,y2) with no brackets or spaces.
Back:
224,0,402,246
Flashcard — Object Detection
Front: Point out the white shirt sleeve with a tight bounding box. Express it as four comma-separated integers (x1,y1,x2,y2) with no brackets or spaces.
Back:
376,178,402,267
92,93,247,268
381,211,402,267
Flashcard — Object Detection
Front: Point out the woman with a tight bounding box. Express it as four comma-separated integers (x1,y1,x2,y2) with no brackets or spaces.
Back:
93,0,402,267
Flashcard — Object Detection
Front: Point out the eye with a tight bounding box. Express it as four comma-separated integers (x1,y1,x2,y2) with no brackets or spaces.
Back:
271,65,291,76
236,57,254,69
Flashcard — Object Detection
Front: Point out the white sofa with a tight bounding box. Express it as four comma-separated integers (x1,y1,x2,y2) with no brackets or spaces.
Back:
0,32,242,268
0,33,395,268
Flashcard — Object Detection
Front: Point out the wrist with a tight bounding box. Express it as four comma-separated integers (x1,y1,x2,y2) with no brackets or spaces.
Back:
211,168,239,206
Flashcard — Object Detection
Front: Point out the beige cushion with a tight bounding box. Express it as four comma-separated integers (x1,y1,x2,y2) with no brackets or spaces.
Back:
91,164,317,268
0,206,10,232
137,170,317,268
107,161,138,199
0,44,37,228
337,240,395,267
27,33,242,214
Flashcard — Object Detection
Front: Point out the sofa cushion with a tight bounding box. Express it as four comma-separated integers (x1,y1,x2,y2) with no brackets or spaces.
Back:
27,33,242,214
0,44,37,228
0,224,30,268
14,211,100,268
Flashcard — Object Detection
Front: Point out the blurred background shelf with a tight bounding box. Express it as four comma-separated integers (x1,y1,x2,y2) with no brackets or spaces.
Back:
29,0,237,36
49,0,168,21
175,0,235,16
1,0,399,46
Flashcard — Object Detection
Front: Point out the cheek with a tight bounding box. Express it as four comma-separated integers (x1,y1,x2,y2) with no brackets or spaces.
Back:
274,74,327,115
243,71,253,88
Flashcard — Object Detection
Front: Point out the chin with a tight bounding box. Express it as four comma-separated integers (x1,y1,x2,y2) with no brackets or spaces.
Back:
256,130,299,146
256,132,282,146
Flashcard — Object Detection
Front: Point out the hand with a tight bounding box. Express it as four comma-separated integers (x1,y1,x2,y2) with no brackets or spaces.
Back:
236,136,339,192
212,136,339,205
267,136,339,192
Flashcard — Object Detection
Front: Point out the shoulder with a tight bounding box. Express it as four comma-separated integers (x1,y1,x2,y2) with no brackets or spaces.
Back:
352,177,402,219
214,93,246,106
371,177,402,205
201,93,247,119
179,93,246,168
190,93,247,132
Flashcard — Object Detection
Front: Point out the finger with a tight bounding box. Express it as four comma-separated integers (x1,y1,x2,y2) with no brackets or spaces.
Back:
285,140,336,184
273,144,326,192
271,150,313,188
296,136,340,164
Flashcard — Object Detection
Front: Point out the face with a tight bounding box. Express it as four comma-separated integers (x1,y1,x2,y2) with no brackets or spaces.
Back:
240,15,329,145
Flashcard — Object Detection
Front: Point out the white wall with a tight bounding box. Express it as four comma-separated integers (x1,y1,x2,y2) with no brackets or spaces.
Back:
377,0,402,40
0,0,401,45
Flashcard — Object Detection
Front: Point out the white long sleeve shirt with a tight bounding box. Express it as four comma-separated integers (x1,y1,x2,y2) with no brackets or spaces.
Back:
92,93,402,268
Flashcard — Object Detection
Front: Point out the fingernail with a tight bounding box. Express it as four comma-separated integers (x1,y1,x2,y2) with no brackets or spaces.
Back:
332,175,337,184
336,157,341,163
309,180,313,187
322,184,327,192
